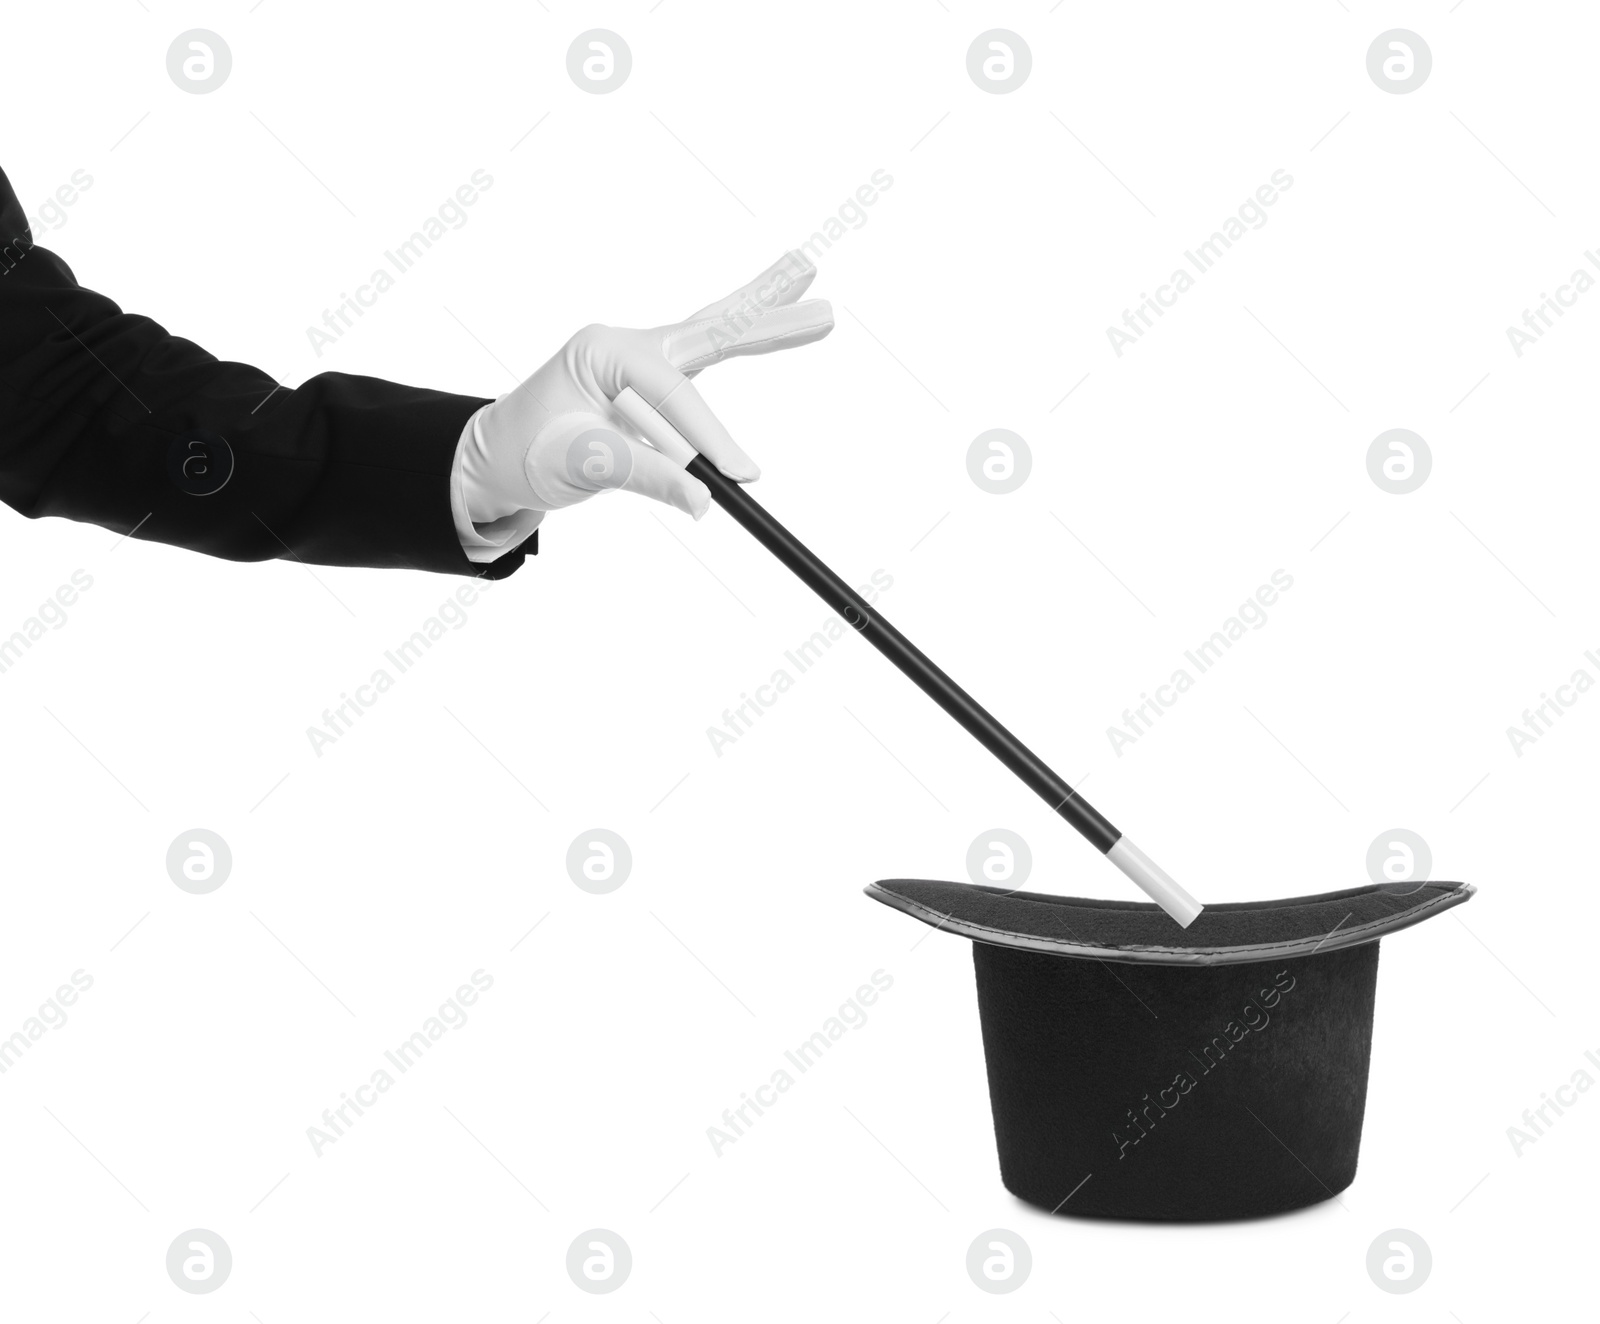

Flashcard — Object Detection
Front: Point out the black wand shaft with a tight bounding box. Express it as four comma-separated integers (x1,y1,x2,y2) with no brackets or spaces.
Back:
686,454,1120,854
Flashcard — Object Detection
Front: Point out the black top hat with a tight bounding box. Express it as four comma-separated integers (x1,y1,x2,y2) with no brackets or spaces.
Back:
867,877,1473,1221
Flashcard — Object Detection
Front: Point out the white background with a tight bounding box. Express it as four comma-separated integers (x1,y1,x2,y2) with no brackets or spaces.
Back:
2,1,1596,1319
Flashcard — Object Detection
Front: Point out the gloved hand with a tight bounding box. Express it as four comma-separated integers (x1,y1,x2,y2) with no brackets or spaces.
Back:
451,251,834,562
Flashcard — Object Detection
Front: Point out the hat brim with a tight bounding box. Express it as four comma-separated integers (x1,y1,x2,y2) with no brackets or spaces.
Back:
865,878,1473,965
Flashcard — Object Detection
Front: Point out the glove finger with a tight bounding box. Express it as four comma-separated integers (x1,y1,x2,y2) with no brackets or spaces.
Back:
618,436,712,519
620,356,760,483
679,249,817,324
662,298,834,375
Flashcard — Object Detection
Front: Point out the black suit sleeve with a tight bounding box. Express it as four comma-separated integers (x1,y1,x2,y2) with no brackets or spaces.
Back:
0,166,531,577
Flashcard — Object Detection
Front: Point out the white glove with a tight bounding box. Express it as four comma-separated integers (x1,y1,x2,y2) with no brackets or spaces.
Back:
452,250,834,562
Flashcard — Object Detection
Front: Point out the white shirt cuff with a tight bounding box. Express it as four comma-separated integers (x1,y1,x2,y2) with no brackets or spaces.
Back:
451,407,544,564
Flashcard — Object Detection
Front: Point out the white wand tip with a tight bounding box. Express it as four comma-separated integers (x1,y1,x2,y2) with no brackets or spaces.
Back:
1107,837,1203,928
